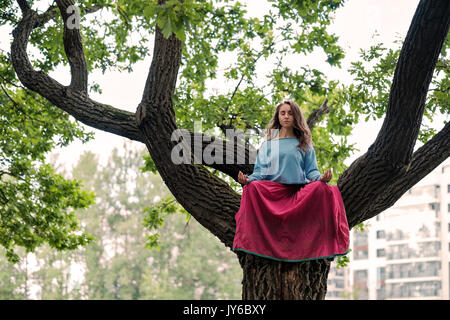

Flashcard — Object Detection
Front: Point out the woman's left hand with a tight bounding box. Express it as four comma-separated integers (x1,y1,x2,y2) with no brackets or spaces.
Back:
320,169,332,182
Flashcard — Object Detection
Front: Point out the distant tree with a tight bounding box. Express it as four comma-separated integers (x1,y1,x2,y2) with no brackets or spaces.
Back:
0,247,29,299
31,246,75,299
72,144,162,299
69,141,241,299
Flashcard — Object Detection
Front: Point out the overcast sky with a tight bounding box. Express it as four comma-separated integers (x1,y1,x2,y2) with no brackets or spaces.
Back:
2,0,447,175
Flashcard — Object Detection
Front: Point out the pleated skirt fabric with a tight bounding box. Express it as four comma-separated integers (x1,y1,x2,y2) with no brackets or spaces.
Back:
232,180,350,262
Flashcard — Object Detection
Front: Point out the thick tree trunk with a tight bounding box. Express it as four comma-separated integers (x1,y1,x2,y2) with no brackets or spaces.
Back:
237,252,332,300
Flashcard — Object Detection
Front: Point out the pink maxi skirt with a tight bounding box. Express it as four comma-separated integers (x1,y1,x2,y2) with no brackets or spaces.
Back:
232,180,350,262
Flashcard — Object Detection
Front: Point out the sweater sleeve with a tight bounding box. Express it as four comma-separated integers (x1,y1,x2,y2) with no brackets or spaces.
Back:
304,146,324,182
247,143,266,182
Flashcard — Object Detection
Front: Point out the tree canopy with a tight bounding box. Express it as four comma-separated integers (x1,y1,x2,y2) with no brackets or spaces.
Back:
0,0,449,281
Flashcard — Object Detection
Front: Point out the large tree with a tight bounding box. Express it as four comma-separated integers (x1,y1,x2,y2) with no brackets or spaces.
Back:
2,0,449,299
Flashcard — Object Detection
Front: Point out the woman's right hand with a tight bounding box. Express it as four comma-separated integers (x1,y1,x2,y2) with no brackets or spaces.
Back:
238,171,250,185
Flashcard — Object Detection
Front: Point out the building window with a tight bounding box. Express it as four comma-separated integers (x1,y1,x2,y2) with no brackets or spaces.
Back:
434,185,440,197
387,261,441,279
353,270,369,299
386,281,441,298
429,203,440,211
354,250,368,260
354,269,368,283
386,229,407,241
353,231,369,260
387,242,440,259
448,203,450,213
328,278,344,289
377,249,386,257
377,230,385,239
377,267,386,300
353,231,368,246
447,184,450,193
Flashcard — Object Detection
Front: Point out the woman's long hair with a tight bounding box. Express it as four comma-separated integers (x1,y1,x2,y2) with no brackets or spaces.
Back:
265,100,313,153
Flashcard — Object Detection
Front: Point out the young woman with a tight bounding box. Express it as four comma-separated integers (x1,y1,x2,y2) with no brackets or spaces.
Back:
233,100,350,262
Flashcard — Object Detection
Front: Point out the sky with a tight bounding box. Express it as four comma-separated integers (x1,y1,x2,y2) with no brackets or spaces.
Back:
1,0,446,174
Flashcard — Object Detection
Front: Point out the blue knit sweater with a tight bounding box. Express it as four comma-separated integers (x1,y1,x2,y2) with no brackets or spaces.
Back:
247,138,325,185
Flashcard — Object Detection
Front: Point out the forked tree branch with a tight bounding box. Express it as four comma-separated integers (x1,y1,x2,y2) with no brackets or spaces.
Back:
55,0,88,93
368,0,450,169
344,121,450,228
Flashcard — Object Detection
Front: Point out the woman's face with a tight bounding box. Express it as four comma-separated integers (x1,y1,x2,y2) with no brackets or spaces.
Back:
278,103,294,129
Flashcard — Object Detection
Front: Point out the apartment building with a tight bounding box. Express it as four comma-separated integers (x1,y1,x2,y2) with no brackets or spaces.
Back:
326,158,450,299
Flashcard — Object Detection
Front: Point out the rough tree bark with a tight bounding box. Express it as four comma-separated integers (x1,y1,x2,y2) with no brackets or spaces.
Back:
9,0,450,299
237,251,332,299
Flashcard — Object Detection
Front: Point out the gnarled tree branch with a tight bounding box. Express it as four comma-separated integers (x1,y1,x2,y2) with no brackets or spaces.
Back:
56,0,87,93
368,0,450,168
16,0,31,14
306,98,330,129
135,18,240,248
342,120,450,228
338,0,450,229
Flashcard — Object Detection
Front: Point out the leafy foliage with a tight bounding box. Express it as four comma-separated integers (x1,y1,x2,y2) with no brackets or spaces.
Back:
142,194,190,250
0,52,95,263
346,35,450,142
336,249,350,269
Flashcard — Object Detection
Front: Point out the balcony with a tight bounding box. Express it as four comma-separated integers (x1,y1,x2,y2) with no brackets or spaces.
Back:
385,256,441,264
385,283,442,299
385,276,441,284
